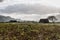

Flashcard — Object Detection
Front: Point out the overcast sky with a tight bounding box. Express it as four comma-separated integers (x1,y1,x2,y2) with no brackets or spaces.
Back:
0,0,60,21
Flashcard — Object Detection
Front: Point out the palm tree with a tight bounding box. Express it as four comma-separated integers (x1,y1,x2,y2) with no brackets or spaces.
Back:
47,16,57,23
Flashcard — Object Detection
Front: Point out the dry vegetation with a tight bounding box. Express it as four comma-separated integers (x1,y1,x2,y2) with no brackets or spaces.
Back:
0,23,60,40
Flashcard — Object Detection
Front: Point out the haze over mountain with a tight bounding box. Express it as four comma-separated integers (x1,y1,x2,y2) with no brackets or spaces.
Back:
0,15,15,22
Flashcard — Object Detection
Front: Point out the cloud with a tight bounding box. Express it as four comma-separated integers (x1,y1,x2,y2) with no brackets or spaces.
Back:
0,4,60,21
0,0,3,2
0,4,59,15
0,0,60,22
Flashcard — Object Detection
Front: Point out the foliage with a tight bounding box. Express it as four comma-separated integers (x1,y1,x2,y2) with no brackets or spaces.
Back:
0,23,60,40
47,16,57,23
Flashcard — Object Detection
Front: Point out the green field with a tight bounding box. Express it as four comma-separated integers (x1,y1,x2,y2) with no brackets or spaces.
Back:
0,23,60,40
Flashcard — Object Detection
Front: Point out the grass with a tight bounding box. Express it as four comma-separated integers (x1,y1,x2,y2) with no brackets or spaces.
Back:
0,23,60,40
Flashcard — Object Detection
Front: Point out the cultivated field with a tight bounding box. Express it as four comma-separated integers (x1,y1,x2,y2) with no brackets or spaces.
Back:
0,23,60,40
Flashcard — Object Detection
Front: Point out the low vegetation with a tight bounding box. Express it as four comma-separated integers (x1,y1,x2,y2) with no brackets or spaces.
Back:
0,23,60,40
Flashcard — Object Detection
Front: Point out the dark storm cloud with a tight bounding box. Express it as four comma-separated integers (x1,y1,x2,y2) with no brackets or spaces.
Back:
0,0,3,2
0,4,32,13
0,4,59,14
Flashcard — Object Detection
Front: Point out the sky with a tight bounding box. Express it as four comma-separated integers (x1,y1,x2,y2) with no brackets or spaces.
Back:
0,0,60,21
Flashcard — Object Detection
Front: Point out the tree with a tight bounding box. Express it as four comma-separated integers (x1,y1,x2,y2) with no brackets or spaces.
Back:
47,16,57,23
9,20,17,22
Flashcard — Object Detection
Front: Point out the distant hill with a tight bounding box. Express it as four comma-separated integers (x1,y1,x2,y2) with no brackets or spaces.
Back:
0,15,15,22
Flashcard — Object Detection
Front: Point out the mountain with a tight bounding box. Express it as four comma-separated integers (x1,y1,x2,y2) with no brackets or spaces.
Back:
0,15,15,22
